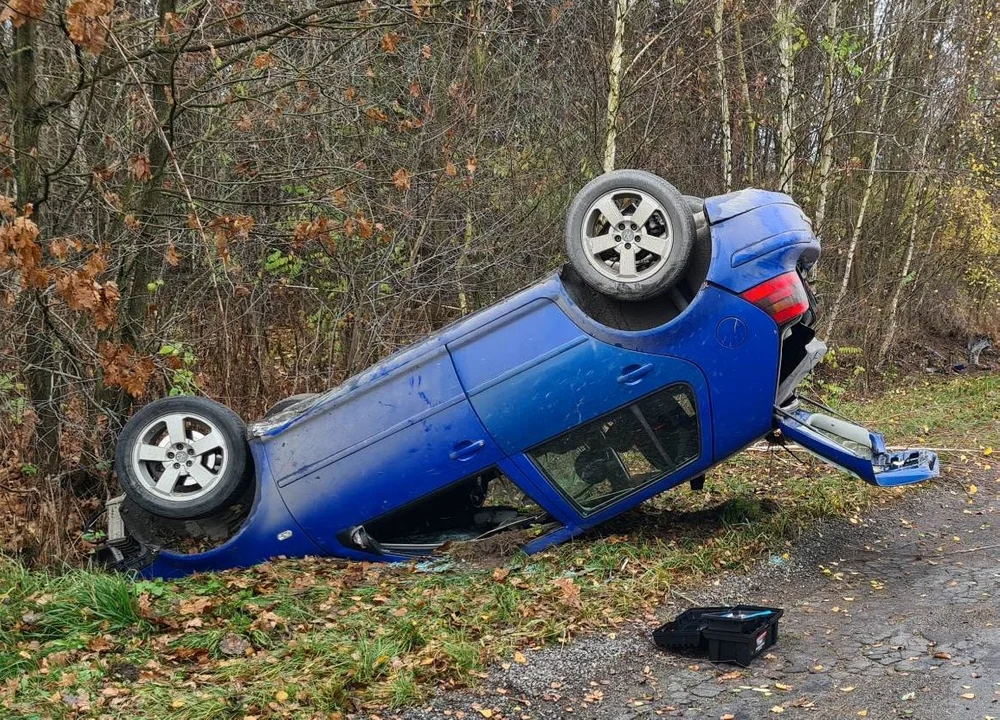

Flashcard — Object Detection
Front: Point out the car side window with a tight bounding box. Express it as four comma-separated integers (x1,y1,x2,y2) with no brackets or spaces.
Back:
528,384,700,515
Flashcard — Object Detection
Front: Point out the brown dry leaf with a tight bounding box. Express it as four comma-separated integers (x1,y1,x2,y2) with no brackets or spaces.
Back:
66,0,113,55
1,0,46,28
0,195,15,219
933,651,951,660
165,242,181,267
253,52,274,69
129,154,151,182
492,567,510,582
98,342,154,396
365,106,389,124
717,670,742,681
550,577,581,608
381,31,401,53
444,161,458,177
466,156,478,175
392,168,412,191
421,43,432,59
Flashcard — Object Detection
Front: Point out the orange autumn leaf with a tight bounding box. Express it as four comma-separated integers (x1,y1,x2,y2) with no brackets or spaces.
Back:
391,168,412,191
165,242,181,267
130,154,151,182
66,0,113,55
253,52,274,69
381,31,401,54
98,342,154,398
1,0,46,28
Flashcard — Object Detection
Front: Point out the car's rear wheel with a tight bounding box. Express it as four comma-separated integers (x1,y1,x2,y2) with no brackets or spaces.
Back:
565,170,695,301
115,396,254,520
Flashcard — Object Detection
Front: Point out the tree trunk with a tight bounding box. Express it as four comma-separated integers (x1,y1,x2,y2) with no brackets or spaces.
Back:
734,5,755,185
822,53,896,340
714,0,732,192
602,0,629,173
812,0,839,237
775,0,797,193
12,19,62,475
878,129,931,362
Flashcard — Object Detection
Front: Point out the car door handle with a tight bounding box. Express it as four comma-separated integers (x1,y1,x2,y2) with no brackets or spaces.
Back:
450,439,486,461
617,363,654,385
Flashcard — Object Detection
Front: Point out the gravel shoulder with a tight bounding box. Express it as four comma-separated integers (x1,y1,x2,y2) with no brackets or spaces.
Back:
401,471,1000,719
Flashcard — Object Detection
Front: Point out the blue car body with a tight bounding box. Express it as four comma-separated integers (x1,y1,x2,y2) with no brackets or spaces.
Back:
125,189,938,579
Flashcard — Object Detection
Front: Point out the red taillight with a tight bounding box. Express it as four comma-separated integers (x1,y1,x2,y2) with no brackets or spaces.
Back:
741,271,810,325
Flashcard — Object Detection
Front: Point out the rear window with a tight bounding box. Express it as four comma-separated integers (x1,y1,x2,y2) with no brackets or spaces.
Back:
528,384,700,515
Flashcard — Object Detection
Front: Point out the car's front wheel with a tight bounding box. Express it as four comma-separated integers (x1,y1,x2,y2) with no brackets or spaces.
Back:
115,396,254,520
565,169,695,301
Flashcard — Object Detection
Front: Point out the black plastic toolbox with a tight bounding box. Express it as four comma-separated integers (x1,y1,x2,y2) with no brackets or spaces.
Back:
701,606,783,666
652,606,729,650
653,605,783,666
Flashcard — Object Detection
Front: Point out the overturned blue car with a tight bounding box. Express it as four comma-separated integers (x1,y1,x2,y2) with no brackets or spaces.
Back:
98,170,939,578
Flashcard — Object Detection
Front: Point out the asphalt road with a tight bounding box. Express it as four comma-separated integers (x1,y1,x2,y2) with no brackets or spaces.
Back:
402,470,1000,719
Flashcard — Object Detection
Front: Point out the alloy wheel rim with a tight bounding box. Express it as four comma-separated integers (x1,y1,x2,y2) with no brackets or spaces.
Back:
130,412,229,502
580,188,674,283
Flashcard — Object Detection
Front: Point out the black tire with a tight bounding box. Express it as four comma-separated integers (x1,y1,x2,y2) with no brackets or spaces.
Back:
263,393,319,419
565,170,696,301
114,396,254,520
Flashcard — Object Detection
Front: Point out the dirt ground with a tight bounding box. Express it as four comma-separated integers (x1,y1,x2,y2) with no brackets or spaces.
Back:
400,470,1000,720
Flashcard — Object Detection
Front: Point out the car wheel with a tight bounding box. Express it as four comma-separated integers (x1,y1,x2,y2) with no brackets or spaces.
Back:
263,393,318,419
565,169,696,301
115,396,254,520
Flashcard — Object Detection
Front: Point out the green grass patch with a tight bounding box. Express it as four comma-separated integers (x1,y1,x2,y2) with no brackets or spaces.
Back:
1,374,997,718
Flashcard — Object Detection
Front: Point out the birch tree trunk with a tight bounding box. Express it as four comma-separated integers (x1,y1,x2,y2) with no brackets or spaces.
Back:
822,53,897,339
812,0,839,237
603,0,629,172
714,0,732,191
734,7,755,184
776,0,798,193
877,129,932,362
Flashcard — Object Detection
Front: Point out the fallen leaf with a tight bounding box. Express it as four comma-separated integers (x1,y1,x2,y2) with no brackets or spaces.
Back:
841,686,855,692
275,690,289,702
901,691,915,701
858,711,868,717
722,715,736,720
771,706,785,714
961,693,975,699
171,699,185,708
775,682,792,691
984,447,993,456
933,651,951,660
391,168,411,191
514,651,527,664
968,484,978,495
479,710,493,718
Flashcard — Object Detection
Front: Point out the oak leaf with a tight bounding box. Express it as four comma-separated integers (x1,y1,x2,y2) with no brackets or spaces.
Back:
129,154,151,182
381,31,401,53
1,0,46,28
66,0,113,55
550,577,581,608
391,168,412,191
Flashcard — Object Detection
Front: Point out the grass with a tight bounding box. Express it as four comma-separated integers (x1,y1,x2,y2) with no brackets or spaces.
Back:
1,373,998,719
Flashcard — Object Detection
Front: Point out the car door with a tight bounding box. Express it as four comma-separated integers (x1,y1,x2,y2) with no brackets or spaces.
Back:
273,345,508,554
447,297,713,519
